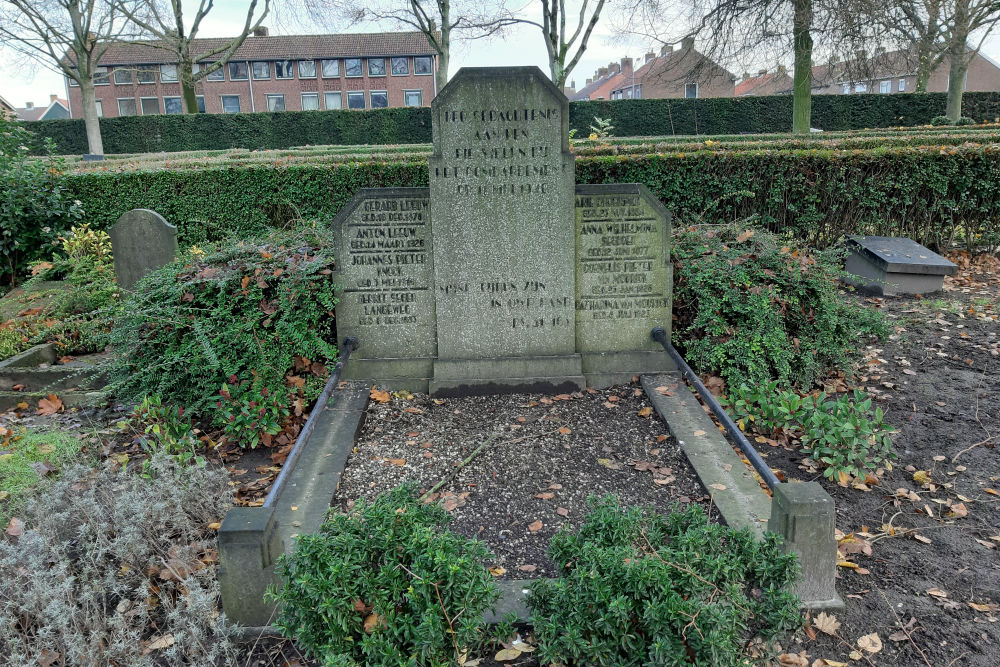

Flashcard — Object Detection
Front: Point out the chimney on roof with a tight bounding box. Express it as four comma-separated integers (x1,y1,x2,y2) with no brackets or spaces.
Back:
49,94,58,103
777,65,787,75
253,26,269,37
621,57,633,72
571,80,576,89
597,67,608,78
682,36,695,50
758,69,767,76
645,52,655,63
608,62,620,74
660,44,671,56
25,102,33,109
586,78,592,85
742,71,750,80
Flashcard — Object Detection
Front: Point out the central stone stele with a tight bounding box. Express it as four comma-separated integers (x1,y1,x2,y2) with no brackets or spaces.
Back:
333,67,674,395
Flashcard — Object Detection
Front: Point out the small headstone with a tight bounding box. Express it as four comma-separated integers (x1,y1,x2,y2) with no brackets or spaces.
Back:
110,209,178,290
81,154,105,162
845,236,957,296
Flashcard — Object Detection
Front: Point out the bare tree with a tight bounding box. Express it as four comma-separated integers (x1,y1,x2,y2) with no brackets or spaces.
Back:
0,0,139,154
616,0,845,134
514,0,608,88
113,0,269,113
287,0,516,93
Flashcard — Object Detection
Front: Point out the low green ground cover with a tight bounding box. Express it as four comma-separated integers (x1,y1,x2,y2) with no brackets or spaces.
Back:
0,428,85,522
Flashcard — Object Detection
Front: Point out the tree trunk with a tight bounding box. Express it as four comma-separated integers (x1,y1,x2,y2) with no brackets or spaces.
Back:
915,42,933,92
791,0,813,134
179,59,200,113
435,7,450,94
79,76,104,155
945,0,970,121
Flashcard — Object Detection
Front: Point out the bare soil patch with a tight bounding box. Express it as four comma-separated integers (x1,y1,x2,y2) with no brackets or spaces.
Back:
335,382,716,578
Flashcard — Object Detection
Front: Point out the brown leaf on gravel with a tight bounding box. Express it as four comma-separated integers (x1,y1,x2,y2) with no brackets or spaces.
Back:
442,498,460,512
553,393,573,401
947,503,968,518
382,458,405,466
777,652,809,666
518,564,537,573
637,406,653,418
36,394,63,415
556,507,569,517
607,395,620,403
528,520,543,532
5,517,24,537
403,407,423,414
370,388,390,403
535,492,555,500
857,633,882,654
813,612,841,636
548,483,563,490
558,427,571,435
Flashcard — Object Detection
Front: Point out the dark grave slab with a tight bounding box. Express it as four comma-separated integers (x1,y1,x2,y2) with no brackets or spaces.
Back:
845,235,957,296
110,209,178,290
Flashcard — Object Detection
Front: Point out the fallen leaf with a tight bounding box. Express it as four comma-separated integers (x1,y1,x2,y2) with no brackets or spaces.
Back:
6,517,24,537
857,633,882,654
970,602,999,613
556,507,569,516
30,460,57,477
518,564,537,573
947,503,968,518
777,652,809,666
528,520,543,532
143,635,175,654
912,533,932,544
710,483,727,491
913,470,931,485
363,612,381,634
495,648,521,662
37,648,60,667
535,492,555,500
736,229,755,243
637,406,653,418
489,567,507,577
693,429,707,437
813,611,841,636
558,427,571,435
382,458,405,466
36,394,63,416
926,587,948,598
655,386,675,396
370,388,390,403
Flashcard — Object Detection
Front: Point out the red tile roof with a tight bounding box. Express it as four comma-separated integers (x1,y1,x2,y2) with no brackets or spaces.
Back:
735,72,792,96
68,31,437,66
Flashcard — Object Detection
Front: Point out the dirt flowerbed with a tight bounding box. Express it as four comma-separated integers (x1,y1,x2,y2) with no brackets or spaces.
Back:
335,383,716,577
758,263,1000,667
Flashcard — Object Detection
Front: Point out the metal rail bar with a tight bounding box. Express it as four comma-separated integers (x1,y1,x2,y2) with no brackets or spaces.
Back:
651,327,781,489
263,336,358,507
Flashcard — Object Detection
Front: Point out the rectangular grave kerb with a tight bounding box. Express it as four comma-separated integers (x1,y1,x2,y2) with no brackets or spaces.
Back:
845,236,957,296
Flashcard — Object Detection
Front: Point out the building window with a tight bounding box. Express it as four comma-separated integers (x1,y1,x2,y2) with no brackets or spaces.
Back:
221,95,241,113
301,93,320,110
229,61,249,81
325,91,342,109
879,80,891,94
347,91,365,109
113,68,133,85
391,57,409,75
68,68,79,86
196,96,206,113
94,66,110,85
635,85,642,99
205,64,224,81
137,66,156,84
414,56,432,75
164,97,183,114
160,64,178,82
266,94,285,111
368,58,386,77
95,100,103,117
140,97,160,115
898,78,906,92
685,82,698,98
192,63,201,75
117,98,137,116
298,60,316,78
274,60,294,79
843,84,851,94
854,83,867,93
252,61,270,79
345,58,363,77
321,59,339,77
370,90,388,108
403,90,422,107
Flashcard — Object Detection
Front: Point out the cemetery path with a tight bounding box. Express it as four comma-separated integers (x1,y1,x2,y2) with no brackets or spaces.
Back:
336,383,717,578
764,281,1000,667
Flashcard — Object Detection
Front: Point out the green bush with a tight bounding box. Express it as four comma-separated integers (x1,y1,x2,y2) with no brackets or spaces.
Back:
931,115,951,126
672,225,889,389
723,383,896,482
27,92,1000,155
0,115,83,282
528,496,800,667
268,484,500,667
106,227,337,444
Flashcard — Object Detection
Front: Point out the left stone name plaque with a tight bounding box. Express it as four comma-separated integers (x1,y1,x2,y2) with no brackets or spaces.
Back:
333,188,436,361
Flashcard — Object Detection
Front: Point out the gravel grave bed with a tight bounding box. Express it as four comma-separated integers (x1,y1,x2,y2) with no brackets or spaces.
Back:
334,381,716,578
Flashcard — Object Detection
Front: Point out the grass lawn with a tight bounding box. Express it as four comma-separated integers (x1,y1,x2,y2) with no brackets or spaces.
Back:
0,428,84,522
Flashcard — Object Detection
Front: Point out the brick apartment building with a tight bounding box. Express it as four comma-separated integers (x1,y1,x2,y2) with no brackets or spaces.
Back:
572,39,735,101
64,29,439,118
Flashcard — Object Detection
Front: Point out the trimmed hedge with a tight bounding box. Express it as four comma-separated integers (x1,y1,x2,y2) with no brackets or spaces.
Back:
62,144,1000,257
30,92,1000,155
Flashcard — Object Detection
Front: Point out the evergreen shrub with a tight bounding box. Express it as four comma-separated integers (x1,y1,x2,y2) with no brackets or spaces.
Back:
268,484,500,667
528,496,800,667
672,225,889,389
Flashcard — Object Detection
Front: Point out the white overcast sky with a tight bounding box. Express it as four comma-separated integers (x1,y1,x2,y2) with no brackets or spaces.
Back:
2,0,999,108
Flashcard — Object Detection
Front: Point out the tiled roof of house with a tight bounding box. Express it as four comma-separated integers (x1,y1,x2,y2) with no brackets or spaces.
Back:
14,98,69,121
735,71,792,96
0,94,14,112
67,31,437,66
